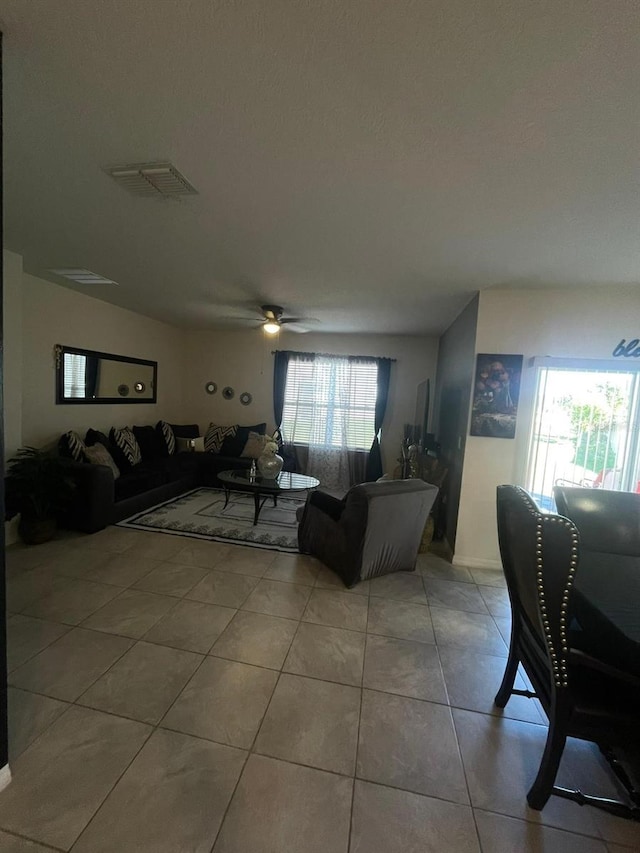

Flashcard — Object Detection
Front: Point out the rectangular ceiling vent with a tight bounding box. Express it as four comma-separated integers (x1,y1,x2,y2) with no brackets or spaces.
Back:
49,268,118,286
104,162,198,197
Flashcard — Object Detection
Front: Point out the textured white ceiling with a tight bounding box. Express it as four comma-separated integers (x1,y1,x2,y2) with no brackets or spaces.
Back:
1,0,638,334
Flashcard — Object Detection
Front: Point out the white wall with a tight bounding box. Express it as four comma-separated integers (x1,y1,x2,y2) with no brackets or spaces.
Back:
455,288,640,568
183,329,439,475
20,273,186,448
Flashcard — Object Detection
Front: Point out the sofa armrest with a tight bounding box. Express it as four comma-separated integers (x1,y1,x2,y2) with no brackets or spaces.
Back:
59,460,115,533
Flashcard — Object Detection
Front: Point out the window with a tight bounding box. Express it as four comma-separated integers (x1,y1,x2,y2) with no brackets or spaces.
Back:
525,360,640,510
63,352,87,399
281,354,378,451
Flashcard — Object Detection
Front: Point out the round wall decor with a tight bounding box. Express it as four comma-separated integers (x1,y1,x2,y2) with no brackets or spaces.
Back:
117,384,130,397
134,381,146,394
205,381,217,395
239,392,252,406
222,386,235,400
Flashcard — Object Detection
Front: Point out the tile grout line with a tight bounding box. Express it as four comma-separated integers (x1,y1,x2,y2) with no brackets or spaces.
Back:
0,825,66,852
347,590,369,853
205,604,308,852
5,536,635,849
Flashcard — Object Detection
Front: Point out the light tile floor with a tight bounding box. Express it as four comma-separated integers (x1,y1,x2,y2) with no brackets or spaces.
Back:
2,527,639,852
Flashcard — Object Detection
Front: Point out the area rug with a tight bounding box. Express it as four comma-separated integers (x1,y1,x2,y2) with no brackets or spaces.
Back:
117,487,306,552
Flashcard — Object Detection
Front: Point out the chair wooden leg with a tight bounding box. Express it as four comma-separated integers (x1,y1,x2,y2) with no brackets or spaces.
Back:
527,712,568,810
494,640,519,708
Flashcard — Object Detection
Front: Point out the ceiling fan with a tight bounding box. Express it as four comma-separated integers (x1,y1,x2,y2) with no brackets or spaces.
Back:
259,305,316,334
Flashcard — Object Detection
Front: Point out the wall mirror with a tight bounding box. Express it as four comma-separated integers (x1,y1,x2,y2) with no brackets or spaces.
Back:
55,345,157,404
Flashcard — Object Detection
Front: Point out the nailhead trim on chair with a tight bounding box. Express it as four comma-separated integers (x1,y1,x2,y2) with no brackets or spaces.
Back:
512,486,578,689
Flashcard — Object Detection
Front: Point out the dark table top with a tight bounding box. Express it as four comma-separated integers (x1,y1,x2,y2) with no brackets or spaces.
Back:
218,469,320,494
572,550,640,677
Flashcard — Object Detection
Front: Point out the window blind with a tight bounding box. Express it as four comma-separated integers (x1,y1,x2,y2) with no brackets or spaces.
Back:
281,356,378,451
63,352,87,398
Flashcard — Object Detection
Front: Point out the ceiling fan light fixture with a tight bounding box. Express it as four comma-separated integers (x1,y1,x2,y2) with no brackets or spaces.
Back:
263,320,281,335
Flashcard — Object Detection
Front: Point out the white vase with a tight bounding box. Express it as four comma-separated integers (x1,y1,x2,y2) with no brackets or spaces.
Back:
257,451,284,479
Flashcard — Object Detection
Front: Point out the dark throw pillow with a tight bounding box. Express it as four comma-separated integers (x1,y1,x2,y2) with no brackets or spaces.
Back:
85,428,114,451
133,425,165,462
220,422,267,458
170,423,200,440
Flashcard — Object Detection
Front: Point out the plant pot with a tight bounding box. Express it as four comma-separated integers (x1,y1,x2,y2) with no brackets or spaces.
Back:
18,515,58,545
257,451,284,480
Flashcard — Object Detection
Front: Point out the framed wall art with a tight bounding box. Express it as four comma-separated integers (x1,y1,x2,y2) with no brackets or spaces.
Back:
470,353,523,439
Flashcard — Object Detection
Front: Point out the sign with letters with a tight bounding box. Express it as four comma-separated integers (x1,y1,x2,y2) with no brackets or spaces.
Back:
613,339,640,358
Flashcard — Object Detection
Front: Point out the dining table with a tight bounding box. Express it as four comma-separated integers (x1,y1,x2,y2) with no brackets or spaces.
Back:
571,550,640,678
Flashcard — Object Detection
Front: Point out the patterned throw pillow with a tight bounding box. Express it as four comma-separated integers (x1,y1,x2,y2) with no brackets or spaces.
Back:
84,443,121,479
204,423,238,454
109,427,142,468
241,431,267,458
60,430,86,462
156,420,176,456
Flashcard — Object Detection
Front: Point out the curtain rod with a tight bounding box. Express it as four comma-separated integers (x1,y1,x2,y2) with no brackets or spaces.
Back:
272,349,396,362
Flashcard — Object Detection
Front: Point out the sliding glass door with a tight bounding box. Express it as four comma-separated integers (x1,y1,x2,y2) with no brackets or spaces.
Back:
526,365,640,510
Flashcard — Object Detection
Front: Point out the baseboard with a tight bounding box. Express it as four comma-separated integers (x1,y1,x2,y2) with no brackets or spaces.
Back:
452,555,502,570
0,764,11,792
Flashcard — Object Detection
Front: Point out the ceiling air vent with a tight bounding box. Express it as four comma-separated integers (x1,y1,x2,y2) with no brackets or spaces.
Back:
104,162,198,197
49,268,118,285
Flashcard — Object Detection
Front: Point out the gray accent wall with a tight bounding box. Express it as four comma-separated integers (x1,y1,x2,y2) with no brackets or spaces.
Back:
432,295,479,550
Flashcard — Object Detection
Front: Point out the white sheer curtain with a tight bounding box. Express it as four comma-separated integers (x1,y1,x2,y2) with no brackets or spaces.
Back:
283,355,360,493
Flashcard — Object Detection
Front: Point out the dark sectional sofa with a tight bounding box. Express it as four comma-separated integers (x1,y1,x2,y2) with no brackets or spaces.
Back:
59,421,266,533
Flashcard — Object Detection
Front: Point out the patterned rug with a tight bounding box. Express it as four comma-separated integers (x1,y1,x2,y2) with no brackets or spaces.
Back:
117,487,306,553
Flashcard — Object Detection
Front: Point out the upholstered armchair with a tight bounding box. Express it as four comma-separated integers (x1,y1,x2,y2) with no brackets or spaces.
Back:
297,479,438,588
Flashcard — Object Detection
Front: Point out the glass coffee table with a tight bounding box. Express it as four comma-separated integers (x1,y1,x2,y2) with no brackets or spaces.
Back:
217,469,320,526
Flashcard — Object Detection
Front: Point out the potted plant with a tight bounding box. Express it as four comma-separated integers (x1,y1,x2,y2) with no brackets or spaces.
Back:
5,446,75,544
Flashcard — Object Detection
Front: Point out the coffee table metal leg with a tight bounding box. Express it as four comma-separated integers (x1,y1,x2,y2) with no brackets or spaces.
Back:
223,486,230,509
253,491,261,525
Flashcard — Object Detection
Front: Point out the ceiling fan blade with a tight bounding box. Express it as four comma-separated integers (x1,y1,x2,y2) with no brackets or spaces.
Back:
279,317,319,325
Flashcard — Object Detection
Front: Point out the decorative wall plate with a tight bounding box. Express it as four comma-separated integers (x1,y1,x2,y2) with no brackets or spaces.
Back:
117,384,130,397
134,381,146,394
239,392,252,406
222,386,235,400
205,381,217,395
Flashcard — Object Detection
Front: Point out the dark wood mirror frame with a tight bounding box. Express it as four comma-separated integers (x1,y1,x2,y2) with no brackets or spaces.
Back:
55,345,158,405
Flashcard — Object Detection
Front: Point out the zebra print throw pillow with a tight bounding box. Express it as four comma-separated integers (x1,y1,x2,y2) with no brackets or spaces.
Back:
204,423,238,454
109,427,142,468
62,430,86,462
157,420,176,456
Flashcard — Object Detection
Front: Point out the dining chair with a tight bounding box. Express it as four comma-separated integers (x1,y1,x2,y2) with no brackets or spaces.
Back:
553,485,640,558
495,485,640,819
